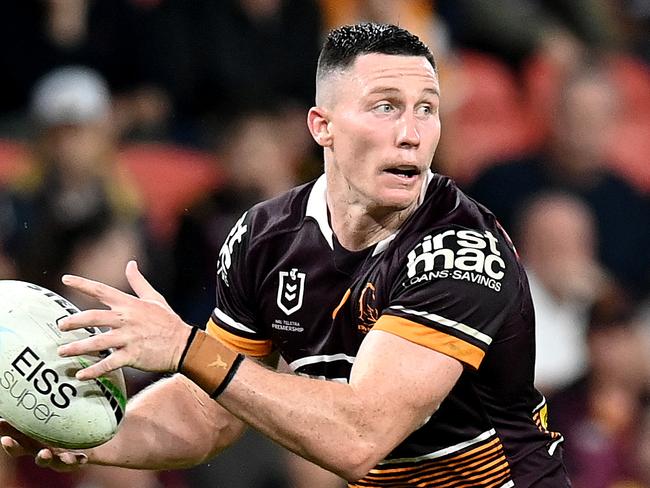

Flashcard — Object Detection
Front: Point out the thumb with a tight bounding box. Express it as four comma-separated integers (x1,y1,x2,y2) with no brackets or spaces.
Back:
125,261,168,305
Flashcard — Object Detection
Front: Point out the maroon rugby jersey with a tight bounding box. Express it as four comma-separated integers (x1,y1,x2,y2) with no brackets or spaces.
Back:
207,173,570,487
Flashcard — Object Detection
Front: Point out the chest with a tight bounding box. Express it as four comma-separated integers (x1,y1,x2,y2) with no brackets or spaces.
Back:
253,236,393,380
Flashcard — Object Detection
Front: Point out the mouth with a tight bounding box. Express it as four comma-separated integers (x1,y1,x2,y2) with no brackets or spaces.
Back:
382,166,421,178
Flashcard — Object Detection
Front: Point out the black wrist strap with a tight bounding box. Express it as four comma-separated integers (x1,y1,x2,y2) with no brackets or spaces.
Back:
177,326,245,399
177,326,200,372
210,353,245,399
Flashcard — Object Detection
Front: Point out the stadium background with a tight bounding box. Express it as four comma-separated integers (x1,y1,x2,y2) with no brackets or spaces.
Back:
0,1,648,487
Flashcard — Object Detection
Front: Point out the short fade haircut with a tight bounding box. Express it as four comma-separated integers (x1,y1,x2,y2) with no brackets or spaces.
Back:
317,23,436,81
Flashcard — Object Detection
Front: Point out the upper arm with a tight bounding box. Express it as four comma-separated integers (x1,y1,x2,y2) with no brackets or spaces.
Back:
375,225,520,371
345,225,520,456
208,210,274,357
348,329,462,454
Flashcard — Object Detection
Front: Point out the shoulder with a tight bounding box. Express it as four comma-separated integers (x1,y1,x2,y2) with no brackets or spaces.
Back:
390,175,524,294
242,179,316,246
410,174,504,237
215,180,316,283
216,179,317,277
377,178,531,370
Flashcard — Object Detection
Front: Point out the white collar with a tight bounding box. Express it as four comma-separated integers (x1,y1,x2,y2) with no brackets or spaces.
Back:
305,171,434,255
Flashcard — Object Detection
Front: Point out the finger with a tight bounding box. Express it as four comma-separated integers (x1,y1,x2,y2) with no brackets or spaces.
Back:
35,448,54,467
59,451,88,465
74,348,129,380
59,309,129,332
125,261,168,305
36,449,87,472
58,332,125,359
1,436,24,456
59,309,124,332
61,274,132,308
0,434,27,456
0,420,43,453
0,436,18,449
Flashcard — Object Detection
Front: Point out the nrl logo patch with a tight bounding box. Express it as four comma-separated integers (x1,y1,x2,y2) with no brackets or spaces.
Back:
277,268,306,315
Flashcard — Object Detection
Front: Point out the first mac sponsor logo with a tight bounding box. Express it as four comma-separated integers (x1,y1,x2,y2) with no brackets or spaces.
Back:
406,229,506,291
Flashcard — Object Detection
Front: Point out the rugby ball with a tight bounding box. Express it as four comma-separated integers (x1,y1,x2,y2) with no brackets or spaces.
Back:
0,280,126,449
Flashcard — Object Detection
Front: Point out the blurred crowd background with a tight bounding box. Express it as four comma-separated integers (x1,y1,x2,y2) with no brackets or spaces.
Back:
0,1,648,487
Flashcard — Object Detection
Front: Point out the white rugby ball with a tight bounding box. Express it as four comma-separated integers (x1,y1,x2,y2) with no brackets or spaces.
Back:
0,280,127,449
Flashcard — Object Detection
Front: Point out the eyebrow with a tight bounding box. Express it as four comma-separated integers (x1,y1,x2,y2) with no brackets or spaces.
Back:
365,86,440,97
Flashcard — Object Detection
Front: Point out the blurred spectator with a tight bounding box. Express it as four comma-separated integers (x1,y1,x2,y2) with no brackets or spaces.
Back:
319,0,440,49
1,66,146,302
0,0,173,139
515,192,611,394
0,0,323,144
171,109,307,326
617,0,650,65
189,0,322,130
436,0,621,72
435,1,650,188
549,288,650,488
466,61,650,297
0,64,182,487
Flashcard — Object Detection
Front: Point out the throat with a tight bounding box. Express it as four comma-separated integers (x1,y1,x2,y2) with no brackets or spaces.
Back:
328,201,415,251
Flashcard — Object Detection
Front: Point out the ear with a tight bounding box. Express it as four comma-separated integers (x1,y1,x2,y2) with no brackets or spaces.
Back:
307,106,333,147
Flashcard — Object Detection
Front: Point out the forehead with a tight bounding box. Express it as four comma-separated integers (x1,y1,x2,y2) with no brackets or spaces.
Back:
346,53,439,93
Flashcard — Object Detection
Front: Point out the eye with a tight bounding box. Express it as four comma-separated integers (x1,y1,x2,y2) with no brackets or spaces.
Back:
416,104,436,117
373,103,395,114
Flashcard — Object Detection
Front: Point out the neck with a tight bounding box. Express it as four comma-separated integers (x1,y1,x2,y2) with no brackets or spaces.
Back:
326,190,419,251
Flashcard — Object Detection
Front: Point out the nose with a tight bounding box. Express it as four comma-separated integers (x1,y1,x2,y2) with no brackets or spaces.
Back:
396,111,420,149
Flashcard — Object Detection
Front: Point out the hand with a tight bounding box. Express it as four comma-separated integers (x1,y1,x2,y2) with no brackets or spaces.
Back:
58,260,192,380
0,419,88,472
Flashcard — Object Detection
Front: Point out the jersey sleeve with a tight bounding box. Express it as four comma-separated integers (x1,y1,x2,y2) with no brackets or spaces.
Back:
372,226,522,370
207,210,273,357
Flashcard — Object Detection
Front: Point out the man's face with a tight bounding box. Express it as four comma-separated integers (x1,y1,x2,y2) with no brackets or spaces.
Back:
555,78,616,168
315,53,441,212
43,122,112,176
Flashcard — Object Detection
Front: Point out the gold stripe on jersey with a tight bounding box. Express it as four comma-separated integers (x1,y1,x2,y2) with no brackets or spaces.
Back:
372,315,485,369
348,433,511,487
532,397,564,450
332,288,352,319
533,401,550,431
206,318,272,357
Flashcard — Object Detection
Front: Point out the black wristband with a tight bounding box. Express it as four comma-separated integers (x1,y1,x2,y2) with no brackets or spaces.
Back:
177,326,200,372
210,353,245,399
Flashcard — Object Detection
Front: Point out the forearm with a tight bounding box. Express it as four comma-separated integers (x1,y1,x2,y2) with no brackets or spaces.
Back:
177,330,462,481
86,374,246,469
177,330,391,476
218,361,381,480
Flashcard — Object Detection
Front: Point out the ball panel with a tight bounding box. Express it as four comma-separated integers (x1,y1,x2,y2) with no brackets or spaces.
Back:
0,280,127,448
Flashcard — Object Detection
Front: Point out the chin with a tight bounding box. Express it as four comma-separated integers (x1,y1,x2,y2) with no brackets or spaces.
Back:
373,189,420,212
